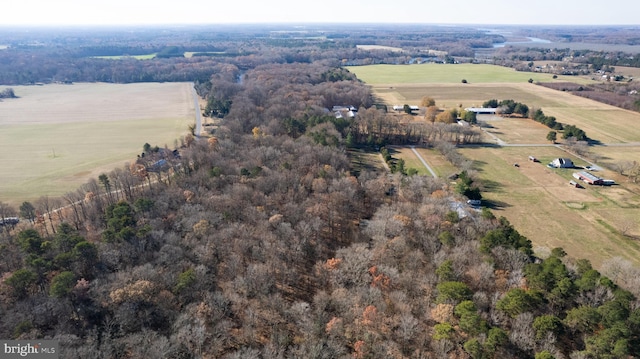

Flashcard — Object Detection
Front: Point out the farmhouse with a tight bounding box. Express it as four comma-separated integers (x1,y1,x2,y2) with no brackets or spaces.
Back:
332,105,357,113
464,107,497,115
550,158,574,168
572,171,604,185
393,105,419,113
334,109,356,119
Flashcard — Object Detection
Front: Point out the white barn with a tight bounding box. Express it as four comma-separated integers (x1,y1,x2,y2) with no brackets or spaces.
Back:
550,158,574,168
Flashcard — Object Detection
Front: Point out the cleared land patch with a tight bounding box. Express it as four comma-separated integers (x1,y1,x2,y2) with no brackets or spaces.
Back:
0,82,195,205
92,54,157,60
356,45,403,52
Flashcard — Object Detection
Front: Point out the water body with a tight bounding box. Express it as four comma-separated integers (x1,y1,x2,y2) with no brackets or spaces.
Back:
493,37,552,48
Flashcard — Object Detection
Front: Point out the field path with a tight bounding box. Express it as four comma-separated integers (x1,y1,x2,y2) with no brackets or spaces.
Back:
410,146,438,177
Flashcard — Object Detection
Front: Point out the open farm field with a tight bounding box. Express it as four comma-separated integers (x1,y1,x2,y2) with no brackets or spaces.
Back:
372,82,606,113
347,64,597,85
480,116,553,145
457,145,640,267
596,146,640,170
364,78,640,145
543,107,640,143
374,83,562,110
614,66,640,78
354,62,640,267
0,82,195,205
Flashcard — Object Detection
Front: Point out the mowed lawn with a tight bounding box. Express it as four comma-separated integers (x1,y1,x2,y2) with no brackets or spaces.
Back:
391,147,458,178
0,82,195,205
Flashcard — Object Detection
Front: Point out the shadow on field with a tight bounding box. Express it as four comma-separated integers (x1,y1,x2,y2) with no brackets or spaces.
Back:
347,147,386,177
482,179,502,192
470,160,488,172
483,199,511,210
387,147,400,156
457,143,502,149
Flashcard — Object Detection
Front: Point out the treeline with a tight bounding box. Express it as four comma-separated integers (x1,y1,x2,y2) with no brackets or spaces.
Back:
495,46,640,70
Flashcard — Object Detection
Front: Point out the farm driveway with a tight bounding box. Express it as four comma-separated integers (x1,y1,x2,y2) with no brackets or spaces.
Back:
410,146,437,177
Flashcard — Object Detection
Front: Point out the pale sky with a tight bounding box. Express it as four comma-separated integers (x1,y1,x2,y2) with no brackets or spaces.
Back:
0,0,638,26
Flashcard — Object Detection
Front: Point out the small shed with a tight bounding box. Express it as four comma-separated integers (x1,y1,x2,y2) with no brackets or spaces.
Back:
569,180,583,188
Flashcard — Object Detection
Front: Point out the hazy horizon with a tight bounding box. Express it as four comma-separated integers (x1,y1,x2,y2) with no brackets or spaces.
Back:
1,0,638,27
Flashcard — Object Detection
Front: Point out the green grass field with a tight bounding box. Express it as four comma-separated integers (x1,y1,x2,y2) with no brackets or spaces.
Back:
0,82,195,205
346,64,597,85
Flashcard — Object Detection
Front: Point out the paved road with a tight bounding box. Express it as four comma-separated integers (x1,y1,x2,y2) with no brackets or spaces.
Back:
410,146,438,178
191,84,202,137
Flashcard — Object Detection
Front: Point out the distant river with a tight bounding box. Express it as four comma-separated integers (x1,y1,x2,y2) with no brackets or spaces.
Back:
493,37,552,48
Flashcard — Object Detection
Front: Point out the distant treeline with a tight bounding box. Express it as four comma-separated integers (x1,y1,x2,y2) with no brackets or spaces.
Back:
0,24,509,85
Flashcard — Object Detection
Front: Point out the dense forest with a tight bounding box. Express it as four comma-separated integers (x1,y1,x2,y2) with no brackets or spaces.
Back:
2,24,640,358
